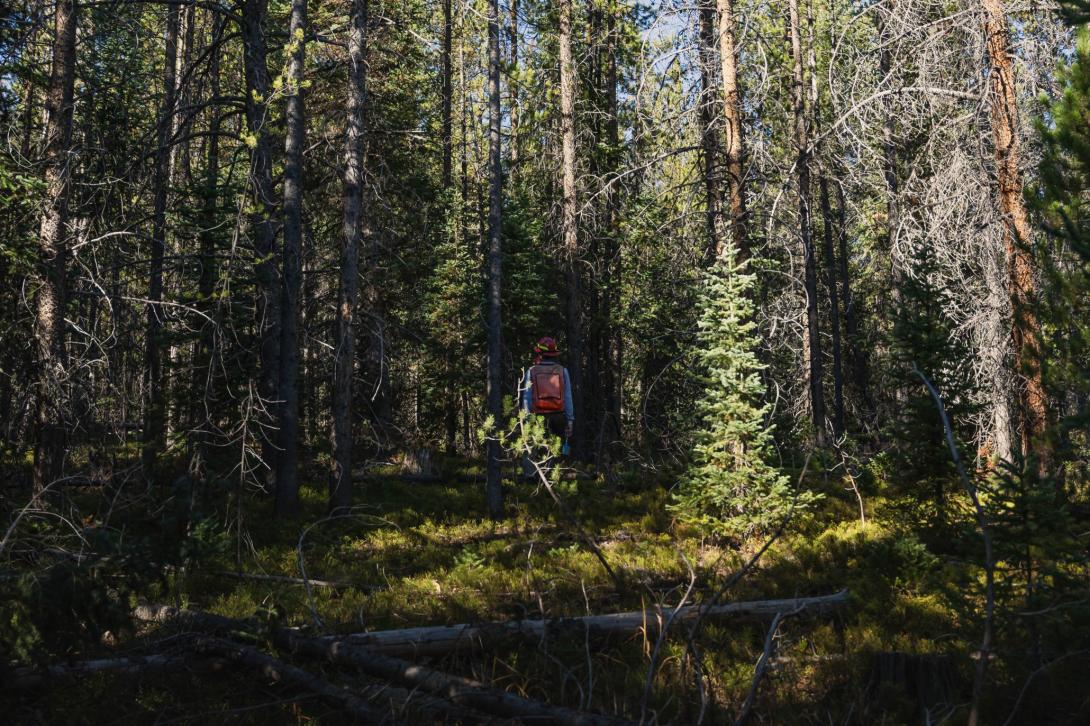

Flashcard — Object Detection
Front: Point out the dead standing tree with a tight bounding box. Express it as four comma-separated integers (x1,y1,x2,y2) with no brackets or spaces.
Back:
980,0,1050,471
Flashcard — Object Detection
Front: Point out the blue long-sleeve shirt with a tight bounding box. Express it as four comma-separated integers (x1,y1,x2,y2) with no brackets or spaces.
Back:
520,363,575,422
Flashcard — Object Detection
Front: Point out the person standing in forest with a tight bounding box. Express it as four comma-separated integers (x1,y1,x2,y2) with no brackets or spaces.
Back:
520,338,575,475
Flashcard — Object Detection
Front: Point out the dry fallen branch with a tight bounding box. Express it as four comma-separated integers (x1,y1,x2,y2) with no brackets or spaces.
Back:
211,570,380,590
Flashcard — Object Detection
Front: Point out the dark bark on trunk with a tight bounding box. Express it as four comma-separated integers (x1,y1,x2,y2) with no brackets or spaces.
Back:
275,0,307,515
239,0,280,480
717,0,747,258
697,1,721,266
33,0,78,496
788,0,826,445
329,0,367,514
981,0,1049,473
141,2,180,473
582,1,602,462
485,0,505,519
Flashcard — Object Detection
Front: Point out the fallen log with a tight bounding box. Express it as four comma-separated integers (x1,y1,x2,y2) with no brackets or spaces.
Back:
276,631,632,726
12,635,485,723
8,653,209,688
135,606,633,725
333,590,850,657
188,636,393,723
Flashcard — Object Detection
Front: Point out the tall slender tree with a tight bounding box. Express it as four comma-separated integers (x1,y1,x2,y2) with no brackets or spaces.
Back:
484,0,505,519
239,0,280,479
788,0,826,444
141,2,181,473
330,0,368,514
32,0,78,496
191,12,224,473
276,0,308,515
559,0,582,458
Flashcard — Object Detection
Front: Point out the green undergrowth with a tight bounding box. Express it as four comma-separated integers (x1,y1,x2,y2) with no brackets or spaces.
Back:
5,457,1089,724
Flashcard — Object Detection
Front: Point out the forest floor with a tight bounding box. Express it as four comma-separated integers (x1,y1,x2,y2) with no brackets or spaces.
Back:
6,455,1078,724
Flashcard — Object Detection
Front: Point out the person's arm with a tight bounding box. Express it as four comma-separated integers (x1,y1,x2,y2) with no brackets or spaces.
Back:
562,368,575,433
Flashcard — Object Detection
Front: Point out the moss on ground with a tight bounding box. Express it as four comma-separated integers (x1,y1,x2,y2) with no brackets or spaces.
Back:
6,458,1089,724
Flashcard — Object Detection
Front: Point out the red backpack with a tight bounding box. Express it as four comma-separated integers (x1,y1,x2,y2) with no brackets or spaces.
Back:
530,364,566,414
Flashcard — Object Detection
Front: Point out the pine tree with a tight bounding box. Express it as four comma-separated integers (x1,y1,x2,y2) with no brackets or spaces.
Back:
672,246,817,539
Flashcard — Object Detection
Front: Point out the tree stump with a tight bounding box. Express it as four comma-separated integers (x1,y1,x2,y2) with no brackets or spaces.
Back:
401,447,436,478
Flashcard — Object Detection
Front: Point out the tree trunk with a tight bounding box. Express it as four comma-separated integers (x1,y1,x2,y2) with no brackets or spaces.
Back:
980,0,1048,471
485,0,505,520
142,2,181,473
239,0,280,481
717,0,747,258
276,0,307,515
330,0,367,515
603,4,622,458
508,0,520,172
191,12,223,474
788,0,826,445
697,1,721,265
442,0,453,190
875,5,902,302
819,176,845,438
559,0,583,460
834,181,875,425
32,0,78,496
441,0,457,455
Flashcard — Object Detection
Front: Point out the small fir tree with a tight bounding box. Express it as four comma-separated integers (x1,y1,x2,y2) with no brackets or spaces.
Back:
672,246,818,538
887,237,978,527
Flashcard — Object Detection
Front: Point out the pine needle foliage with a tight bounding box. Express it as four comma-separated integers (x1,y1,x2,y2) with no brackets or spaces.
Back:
671,246,818,538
